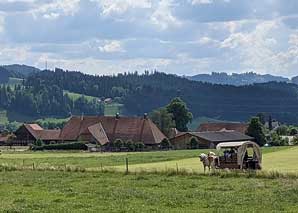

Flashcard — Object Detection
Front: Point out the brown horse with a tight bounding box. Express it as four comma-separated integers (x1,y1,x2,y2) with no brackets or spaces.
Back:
199,152,217,173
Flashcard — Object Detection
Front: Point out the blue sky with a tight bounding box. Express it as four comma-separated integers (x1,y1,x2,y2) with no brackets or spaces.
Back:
0,0,298,77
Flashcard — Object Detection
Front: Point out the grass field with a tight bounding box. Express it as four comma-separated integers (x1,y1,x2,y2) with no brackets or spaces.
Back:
63,91,98,102
0,147,298,212
0,109,8,124
0,171,298,212
104,103,123,116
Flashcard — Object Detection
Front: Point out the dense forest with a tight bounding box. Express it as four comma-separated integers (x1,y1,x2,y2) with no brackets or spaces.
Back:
23,68,298,124
1,66,298,124
0,81,103,118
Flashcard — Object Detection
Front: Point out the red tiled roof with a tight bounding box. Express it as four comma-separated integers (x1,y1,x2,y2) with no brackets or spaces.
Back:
23,124,61,141
197,122,248,134
59,116,166,145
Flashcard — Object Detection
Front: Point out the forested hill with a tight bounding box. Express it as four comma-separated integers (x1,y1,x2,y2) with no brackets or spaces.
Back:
25,68,298,124
188,72,289,85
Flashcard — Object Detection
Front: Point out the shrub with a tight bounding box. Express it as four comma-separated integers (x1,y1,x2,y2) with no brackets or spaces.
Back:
160,138,171,150
31,142,87,151
290,128,298,136
188,137,199,149
125,140,135,151
135,142,145,151
33,139,44,147
114,139,124,151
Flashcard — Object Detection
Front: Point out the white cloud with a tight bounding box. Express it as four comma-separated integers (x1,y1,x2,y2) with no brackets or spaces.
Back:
151,0,181,30
99,40,125,53
95,0,152,17
32,0,80,19
191,0,213,5
0,14,4,33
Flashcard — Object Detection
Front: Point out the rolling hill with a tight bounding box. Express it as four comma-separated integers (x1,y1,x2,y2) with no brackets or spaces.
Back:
188,72,289,85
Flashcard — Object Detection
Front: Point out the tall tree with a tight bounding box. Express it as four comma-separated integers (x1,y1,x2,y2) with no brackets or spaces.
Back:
256,112,266,125
247,117,266,146
166,97,193,132
150,107,175,137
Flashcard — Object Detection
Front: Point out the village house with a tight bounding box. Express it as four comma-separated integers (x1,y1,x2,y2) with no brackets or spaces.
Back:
59,114,166,150
197,122,248,134
170,130,253,149
14,124,61,145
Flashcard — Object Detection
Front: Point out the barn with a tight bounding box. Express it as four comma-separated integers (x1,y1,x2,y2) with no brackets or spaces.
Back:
59,115,167,150
197,122,248,134
170,131,253,149
14,124,61,145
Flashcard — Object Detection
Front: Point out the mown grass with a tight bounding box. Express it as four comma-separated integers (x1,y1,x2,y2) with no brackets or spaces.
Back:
63,90,98,102
104,103,123,116
0,147,290,173
0,170,297,212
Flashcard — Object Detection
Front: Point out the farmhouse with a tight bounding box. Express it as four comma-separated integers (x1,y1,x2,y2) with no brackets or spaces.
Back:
59,115,166,149
170,130,253,149
14,124,61,145
197,122,248,134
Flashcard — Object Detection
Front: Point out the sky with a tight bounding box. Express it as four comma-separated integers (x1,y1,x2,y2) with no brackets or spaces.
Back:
0,0,298,77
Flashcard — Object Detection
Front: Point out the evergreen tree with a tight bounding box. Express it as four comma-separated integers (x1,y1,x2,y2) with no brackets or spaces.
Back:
247,117,266,146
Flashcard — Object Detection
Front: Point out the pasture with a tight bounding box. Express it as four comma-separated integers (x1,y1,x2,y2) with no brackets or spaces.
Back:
0,146,298,212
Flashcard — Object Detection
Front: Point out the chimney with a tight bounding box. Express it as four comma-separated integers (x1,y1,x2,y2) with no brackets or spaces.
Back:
116,113,120,119
144,113,148,119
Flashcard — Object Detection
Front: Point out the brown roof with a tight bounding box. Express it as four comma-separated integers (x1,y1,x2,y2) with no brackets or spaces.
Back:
197,122,248,134
23,124,61,141
172,131,253,143
38,130,61,141
59,116,166,145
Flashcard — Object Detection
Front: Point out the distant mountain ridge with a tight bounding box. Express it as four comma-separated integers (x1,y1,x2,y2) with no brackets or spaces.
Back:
187,72,290,86
1,64,41,79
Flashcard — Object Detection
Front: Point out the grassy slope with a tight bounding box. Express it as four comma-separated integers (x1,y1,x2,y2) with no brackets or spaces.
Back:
0,109,8,124
63,90,97,102
0,171,297,212
64,90,123,116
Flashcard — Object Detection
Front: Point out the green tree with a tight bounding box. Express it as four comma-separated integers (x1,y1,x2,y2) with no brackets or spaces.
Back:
256,113,266,125
290,128,298,136
114,139,123,151
150,107,175,137
276,125,289,136
188,137,199,149
166,97,192,132
160,138,171,150
247,117,266,146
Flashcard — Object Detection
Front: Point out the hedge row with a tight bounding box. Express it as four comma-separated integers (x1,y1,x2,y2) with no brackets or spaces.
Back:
31,142,87,151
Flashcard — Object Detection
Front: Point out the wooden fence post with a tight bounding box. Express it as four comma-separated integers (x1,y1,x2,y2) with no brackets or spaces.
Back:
32,163,35,170
176,163,179,174
125,158,129,174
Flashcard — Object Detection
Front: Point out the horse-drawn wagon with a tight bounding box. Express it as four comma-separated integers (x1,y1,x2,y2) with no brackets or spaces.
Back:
215,141,262,170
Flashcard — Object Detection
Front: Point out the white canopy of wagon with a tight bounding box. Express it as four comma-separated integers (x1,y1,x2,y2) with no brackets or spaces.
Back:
216,141,262,169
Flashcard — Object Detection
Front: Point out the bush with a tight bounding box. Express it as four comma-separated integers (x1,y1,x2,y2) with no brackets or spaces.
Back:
31,142,87,151
188,137,199,149
160,138,171,150
33,139,44,147
114,139,124,151
135,142,145,151
125,140,135,151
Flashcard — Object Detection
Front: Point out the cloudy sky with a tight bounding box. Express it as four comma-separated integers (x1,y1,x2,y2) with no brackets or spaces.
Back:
0,0,298,77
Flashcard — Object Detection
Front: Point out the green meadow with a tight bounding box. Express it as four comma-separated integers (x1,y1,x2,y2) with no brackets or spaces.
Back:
0,146,297,212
